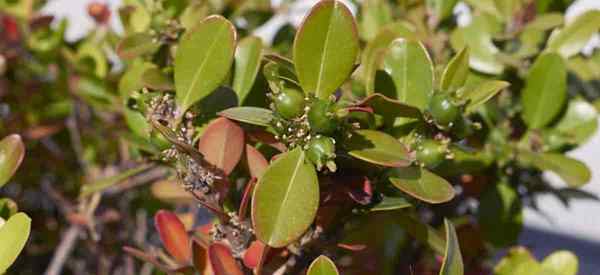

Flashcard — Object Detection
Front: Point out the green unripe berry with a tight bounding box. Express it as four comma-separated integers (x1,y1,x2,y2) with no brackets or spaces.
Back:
428,93,460,128
273,88,305,119
308,99,338,134
416,139,446,169
306,136,336,171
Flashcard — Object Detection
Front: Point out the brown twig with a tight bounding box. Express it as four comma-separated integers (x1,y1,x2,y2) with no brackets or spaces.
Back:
44,225,81,275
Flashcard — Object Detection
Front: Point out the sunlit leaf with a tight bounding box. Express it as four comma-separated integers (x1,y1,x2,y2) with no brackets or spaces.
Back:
541,251,578,275
441,47,470,92
208,243,244,275
116,33,159,60
458,80,509,114
233,36,263,104
155,210,191,263
522,152,591,187
307,255,339,275
197,118,245,175
439,219,464,275
427,0,459,22
218,107,273,127
554,99,598,145
494,247,543,275
546,10,600,58
388,166,455,203
450,16,504,75
359,0,392,41
346,130,412,167
0,212,31,274
0,135,25,188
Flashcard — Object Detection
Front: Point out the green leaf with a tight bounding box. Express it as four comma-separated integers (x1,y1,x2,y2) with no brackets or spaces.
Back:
388,167,455,204
359,0,392,41
346,130,412,167
546,10,600,58
458,80,509,113
0,212,31,274
142,67,174,91
355,93,422,127
363,22,416,92
441,47,470,92
119,60,155,97
427,0,459,22
382,39,433,110
307,255,339,275
541,251,578,275
554,99,598,145
124,108,151,139
493,0,519,21
77,43,108,78
521,53,566,129
80,164,153,197
251,148,319,247
218,107,273,127
0,198,18,219
233,36,263,104
523,152,591,187
439,219,463,275
396,212,446,255
478,182,522,247
450,16,504,75
371,196,412,211
494,247,543,275
293,0,359,99
175,15,236,114
0,135,24,188
116,33,160,60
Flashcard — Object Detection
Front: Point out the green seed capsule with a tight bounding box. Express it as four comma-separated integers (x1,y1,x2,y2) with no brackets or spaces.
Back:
308,99,338,134
416,139,446,169
306,136,336,171
428,93,460,128
272,88,305,119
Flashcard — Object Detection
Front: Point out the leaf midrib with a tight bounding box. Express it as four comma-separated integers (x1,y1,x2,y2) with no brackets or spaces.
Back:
315,3,338,98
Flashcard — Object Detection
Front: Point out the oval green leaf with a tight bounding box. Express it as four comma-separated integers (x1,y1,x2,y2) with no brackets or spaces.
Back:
233,36,263,104
142,67,174,91
346,130,411,167
494,247,542,275
521,53,566,129
0,212,31,274
0,134,25,188
218,107,273,127
293,0,359,99
371,196,412,211
382,39,433,110
439,219,464,275
541,251,578,275
441,47,470,92
546,10,600,58
116,33,160,60
307,255,339,275
524,152,591,187
388,167,455,204
458,80,510,114
175,15,236,114
554,99,598,145
251,148,319,248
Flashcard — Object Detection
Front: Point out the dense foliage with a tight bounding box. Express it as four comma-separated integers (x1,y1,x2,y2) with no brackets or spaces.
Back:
1,0,600,274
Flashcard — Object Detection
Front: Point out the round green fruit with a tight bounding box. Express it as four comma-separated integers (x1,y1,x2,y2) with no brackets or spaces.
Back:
273,88,305,119
306,136,336,171
416,139,446,169
308,99,338,134
428,93,460,128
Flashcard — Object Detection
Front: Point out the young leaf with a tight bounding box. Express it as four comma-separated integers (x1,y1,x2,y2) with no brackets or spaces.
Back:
293,0,359,99
439,219,464,275
388,167,455,204
521,53,566,129
307,255,339,275
251,148,319,248
478,182,523,247
197,118,245,176
382,39,434,110
541,251,578,275
0,212,31,274
441,47,470,92
116,33,159,60
458,80,510,113
175,15,236,114
546,10,600,58
155,210,191,263
218,107,273,127
233,36,263,104
0,134,25,188
346,130,412,167
523,152,591,187
208,243,244,275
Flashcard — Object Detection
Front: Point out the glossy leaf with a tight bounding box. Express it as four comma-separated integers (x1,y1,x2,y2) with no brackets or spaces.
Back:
450,16,504,75
546,10,600,58
478,182,522,247
218,107,273,127
363,22,416,92
346,130,411,167
293,0,359,99
155,210,191,263
521,53,566,129
458,80,510,113
208,243,244,275
494,247,542,275
197,118,245,175
0,135,25,188
116,33,159,60
245,145,268,179
141,67,174,91
388,166,455,204
441,47,470,92
439,219,464,275
242,240,266,269
541,251,578,275
233,36,263,104
80,164,152,197
0,212,31,274
524,152,591,187
307,255,339,275
371,196,412,211
175,15,236,114
383,39,433,110
359,0,392,41
251,148,319,247
554,99,598,145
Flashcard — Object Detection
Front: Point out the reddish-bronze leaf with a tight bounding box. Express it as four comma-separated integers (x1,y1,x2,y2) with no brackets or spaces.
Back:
243,240,266,269
247,131,286,152
245,144,268,179
192,239,210,274
154,210,191,263
238,178,257,219
208,243,244,275
198,118,245,175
